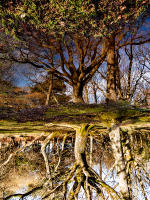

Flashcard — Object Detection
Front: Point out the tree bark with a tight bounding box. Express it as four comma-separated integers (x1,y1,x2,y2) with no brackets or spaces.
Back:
126,45,133,101
109,124,131,200
116,51,122,100
72,83,84,103
121,130,133,198
45,73,53,106
106,35,117,103
74,126,89,168
84,84,89,104
89,135,93,167
93,86,98,104
74,124,122,199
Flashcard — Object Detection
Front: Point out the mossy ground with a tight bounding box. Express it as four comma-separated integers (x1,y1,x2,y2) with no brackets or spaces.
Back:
46,103,150,126
0,120,45,134
0,103,150,135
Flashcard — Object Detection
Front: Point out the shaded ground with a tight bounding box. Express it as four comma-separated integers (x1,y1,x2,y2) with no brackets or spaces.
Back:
0,103,150,135
0,106,47,122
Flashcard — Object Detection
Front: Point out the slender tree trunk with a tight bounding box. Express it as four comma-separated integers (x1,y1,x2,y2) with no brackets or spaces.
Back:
72,82,84,103
106,35,117,103
116,51,122,100
89,135,93,167
121,130,133,198
99,157,103,179
52,91,59,105
84,84,89,104
126,45,133,101
45,73,53,106
109,124,131,199
93,85,98,104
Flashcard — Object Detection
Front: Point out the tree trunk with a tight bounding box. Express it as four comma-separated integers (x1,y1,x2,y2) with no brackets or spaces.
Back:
74,124,121,199
93,86,98,104
72,83,84,103
106,35,117,103
74,126,89,168
89,135,93,167
109,124,131,199
126,45,133,101
84,84,89,104
116,51,122,100
45,73,53,106
121,130,133,198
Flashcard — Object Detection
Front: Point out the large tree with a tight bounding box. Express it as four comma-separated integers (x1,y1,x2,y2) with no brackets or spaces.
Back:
105,16,150,102
88,32,150,104
2,34,107,103
0,0,149,103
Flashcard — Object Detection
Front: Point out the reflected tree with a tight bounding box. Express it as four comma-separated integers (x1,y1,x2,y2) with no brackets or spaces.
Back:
0,118,149,199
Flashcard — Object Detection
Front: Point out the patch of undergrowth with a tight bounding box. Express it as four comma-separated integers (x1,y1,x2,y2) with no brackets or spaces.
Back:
99,107,143,123
0,120,45,134
46,103,104,117
46,103,150,125
0,103,149,134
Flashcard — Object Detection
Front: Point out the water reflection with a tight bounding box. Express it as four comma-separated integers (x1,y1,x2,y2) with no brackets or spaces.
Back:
0,133,75,199
0,129,149,200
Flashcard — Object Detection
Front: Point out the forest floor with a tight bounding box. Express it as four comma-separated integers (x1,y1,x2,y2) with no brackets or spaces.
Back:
0,103,150,136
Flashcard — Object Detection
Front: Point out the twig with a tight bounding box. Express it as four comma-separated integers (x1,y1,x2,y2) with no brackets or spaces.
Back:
55,133,68,172
4,185,43,200
0,133,44,168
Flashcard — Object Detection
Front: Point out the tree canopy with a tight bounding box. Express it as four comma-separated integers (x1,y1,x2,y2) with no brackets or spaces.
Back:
0,0,149,37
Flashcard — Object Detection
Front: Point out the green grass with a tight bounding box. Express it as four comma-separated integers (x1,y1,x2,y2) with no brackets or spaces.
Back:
45,104,150,125
0,104,150,135
45,104,104,117
0,120,45,134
